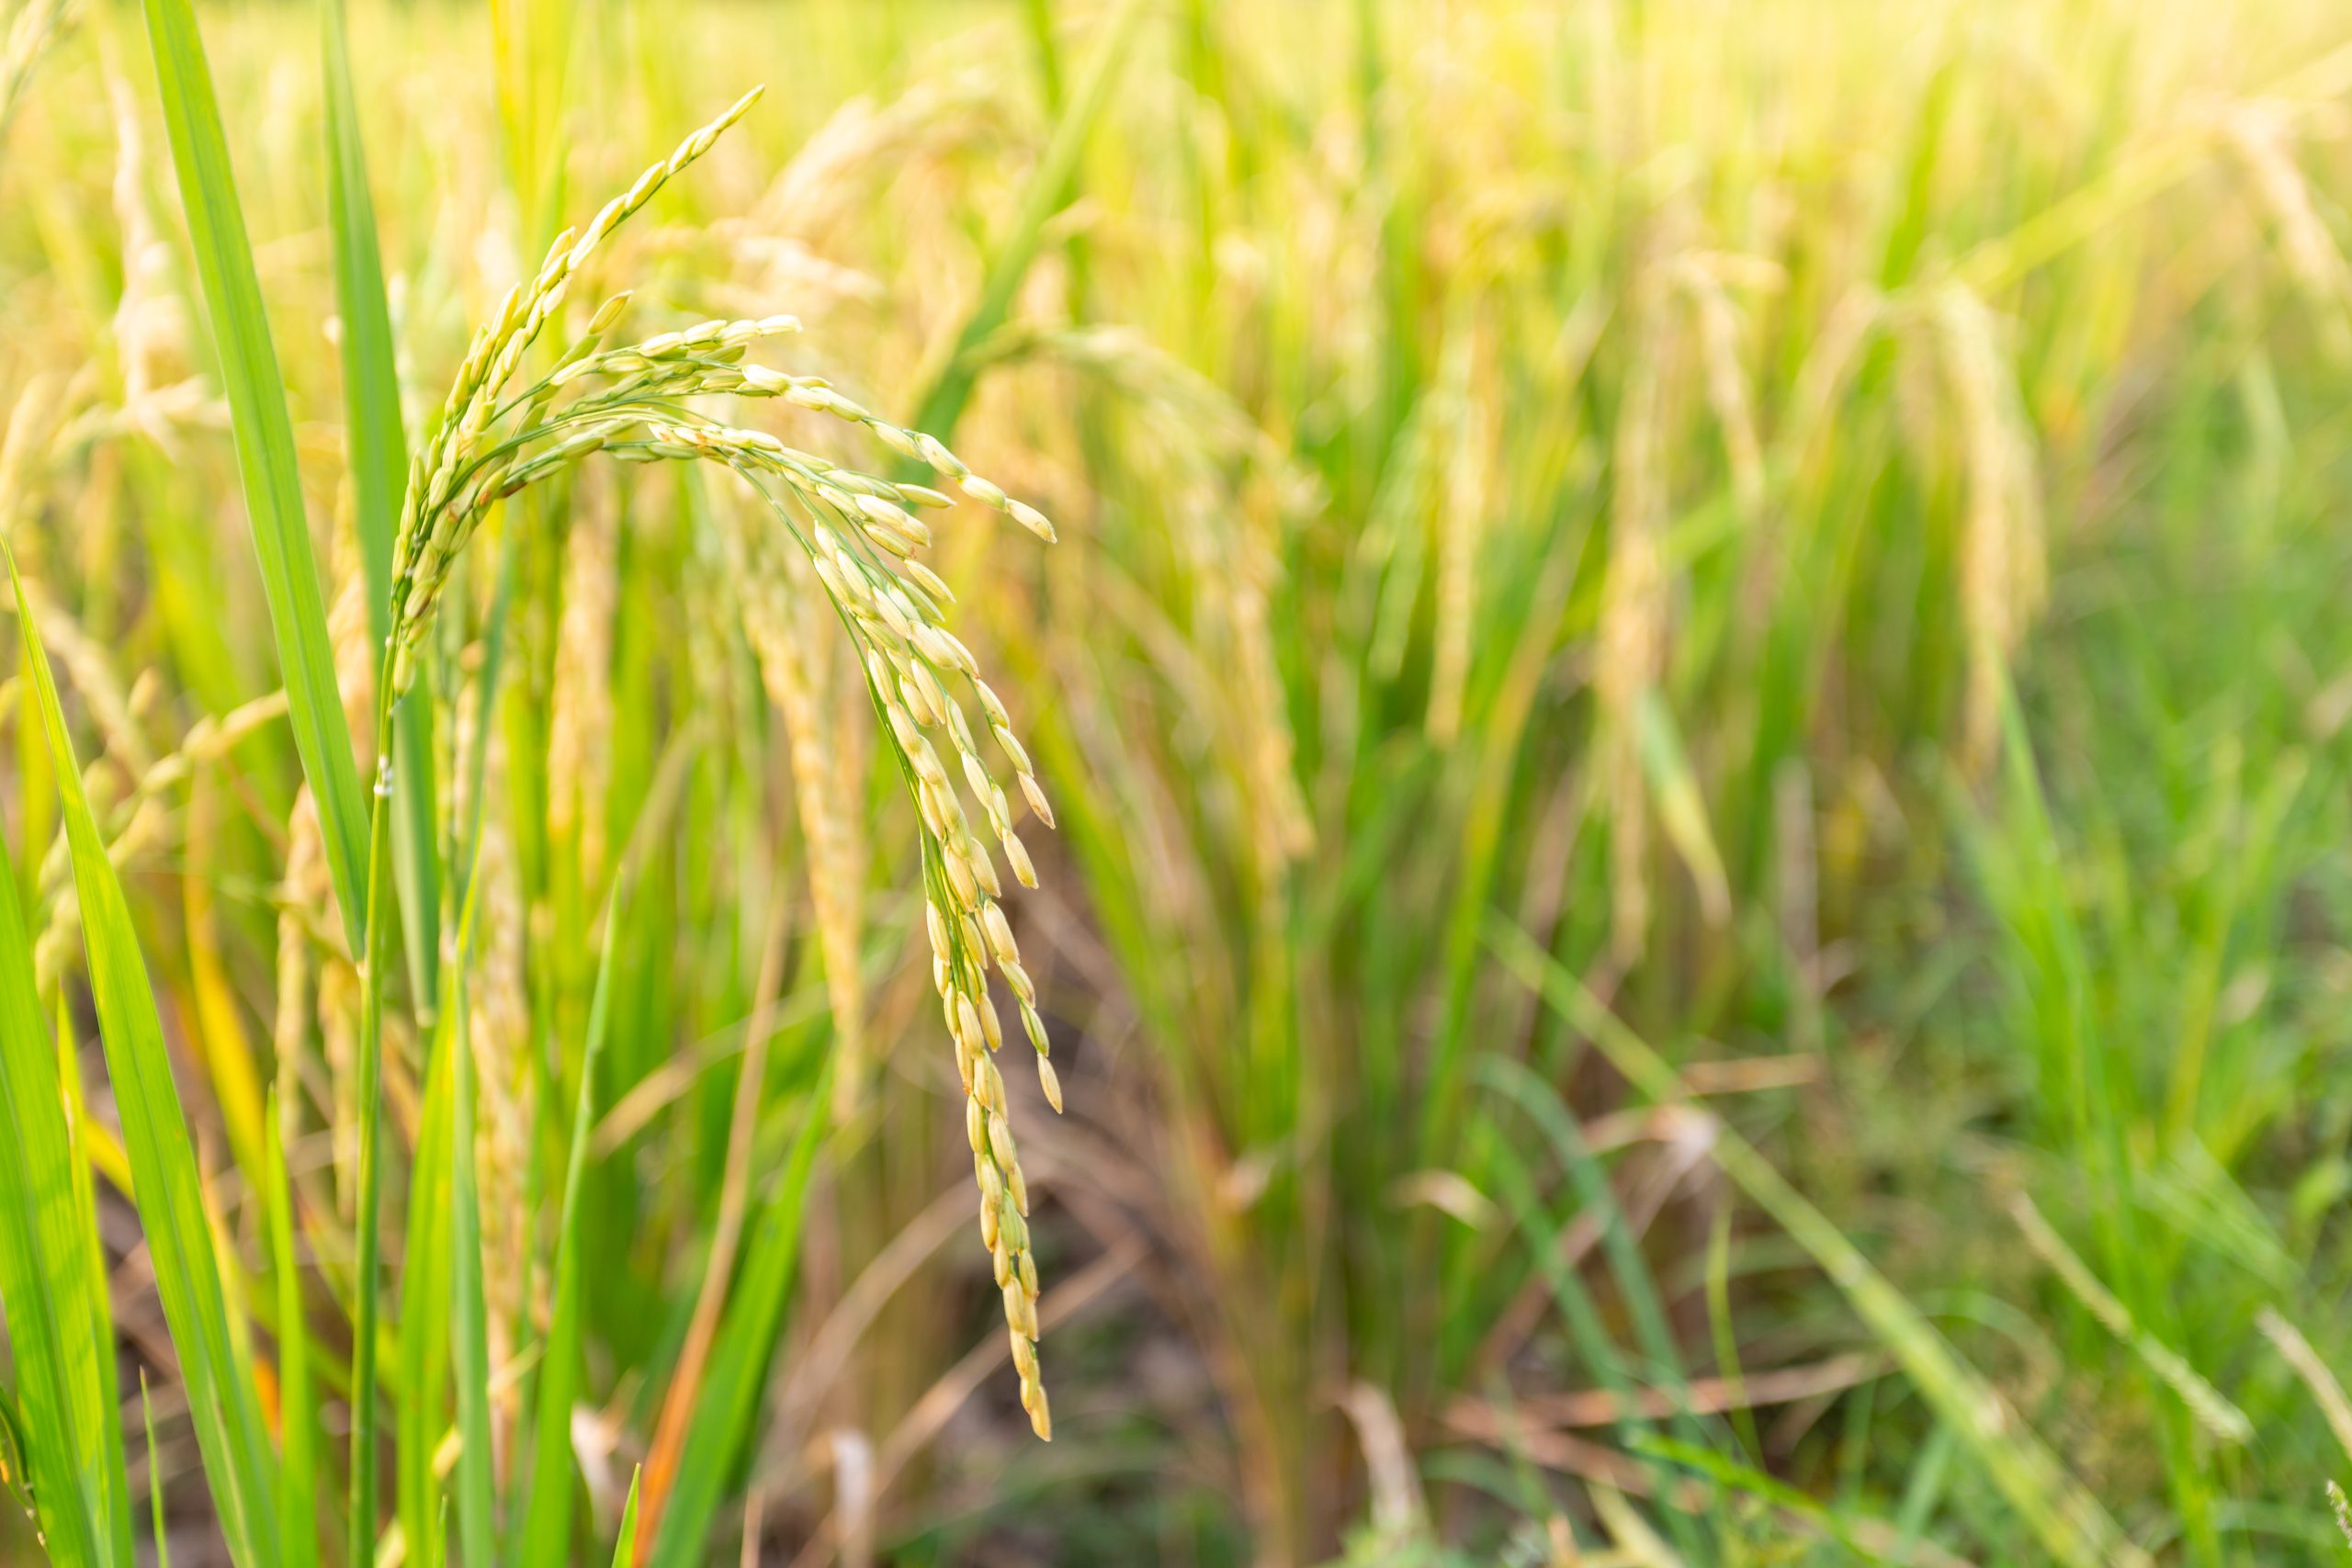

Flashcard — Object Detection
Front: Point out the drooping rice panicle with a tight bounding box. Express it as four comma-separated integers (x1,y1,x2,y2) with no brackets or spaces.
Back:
375,87,1068,1437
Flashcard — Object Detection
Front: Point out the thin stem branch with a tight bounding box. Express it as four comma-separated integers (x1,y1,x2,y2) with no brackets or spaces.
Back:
348,651,401,1568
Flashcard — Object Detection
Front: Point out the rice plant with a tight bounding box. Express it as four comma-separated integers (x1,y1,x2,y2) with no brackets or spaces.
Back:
9,0,2352,1564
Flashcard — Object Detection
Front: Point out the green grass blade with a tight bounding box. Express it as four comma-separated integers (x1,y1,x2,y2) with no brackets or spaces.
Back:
54,998,124,1537
0,1383,41,1542
644,1073,831,1568
609,1470,641,1568
1478,1055,1710,1561
1705,1204,1761,1462
514,886,624,1568
516,717,701,1564
6,547,281,1568
445,868,494,1568
490,0,574,247
1634,691,1730,927
139,1373,168,1568
318,0,399,630
1480,1056,1696,1414
321,0,440,1013
317,17,432,1531
449,993,494,1568
139,0,369,954
1482,1130,1689,1531
1489,917,2148,1568
346,721,397,1568
262,1094,318,1568
0,796,130,1568
395,1011,456,1568
905,0,1142,443
2006,1192,2250,1446
1632,1433,1913,1561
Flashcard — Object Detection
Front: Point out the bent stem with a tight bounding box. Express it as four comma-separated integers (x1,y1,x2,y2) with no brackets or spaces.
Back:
349,648,401,1568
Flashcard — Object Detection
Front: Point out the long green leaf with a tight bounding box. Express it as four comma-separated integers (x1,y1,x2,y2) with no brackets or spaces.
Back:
262,1093,318,1568
140,0,369,953
904,0,1142,443
6,547,281,1568
1480,1056,1697,1417
490,0,574,248
444,857,495,1568
516,714,702,1565
140,1374,168,1568
1479,1055,1711,1561
322,0,441,1014
514,887,624,1568
0,792,130,1568
609,1470,641,1568
645,1074,831,1568
318,0,398,630
346,720,396,1568
449,991,494,1568
0,1382,41,1543
316,22,436,1539
396,1016,456,1568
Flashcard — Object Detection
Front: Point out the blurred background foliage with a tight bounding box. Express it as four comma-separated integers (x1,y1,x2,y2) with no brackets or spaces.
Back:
7,0,2352,1563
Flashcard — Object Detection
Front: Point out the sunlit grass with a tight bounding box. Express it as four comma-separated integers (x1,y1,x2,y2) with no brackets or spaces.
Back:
5,0,2352,1564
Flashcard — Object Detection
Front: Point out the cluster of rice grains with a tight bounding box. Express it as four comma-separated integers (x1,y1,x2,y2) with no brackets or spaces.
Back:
385,89,1067,1438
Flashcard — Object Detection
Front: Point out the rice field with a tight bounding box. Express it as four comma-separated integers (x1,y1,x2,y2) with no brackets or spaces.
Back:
6,0,2352,1562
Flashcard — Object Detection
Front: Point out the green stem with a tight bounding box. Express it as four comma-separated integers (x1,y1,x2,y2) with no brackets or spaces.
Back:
349,660,401,1568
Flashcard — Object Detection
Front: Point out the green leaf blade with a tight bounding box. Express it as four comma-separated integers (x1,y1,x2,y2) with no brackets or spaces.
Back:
645,1079,830,1568
262,1094,318,1568
321,0,441,1010
6,549,281,1568
608,1470,641,1568
0,806,130,1568
396,1024,456,1568
141,0,369,955
449,994,494,1568
904,0,1142,446
514,892,623,1568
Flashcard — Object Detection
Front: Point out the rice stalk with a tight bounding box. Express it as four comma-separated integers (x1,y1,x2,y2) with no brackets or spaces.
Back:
370,85,1072,1456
